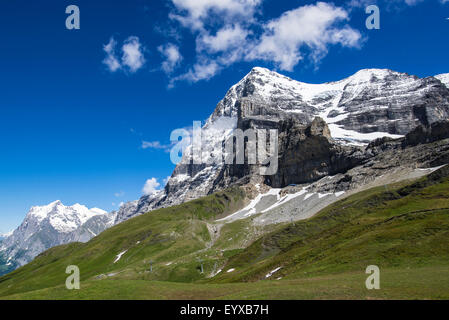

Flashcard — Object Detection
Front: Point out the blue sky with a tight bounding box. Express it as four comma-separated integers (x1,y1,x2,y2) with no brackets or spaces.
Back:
0,0,448,233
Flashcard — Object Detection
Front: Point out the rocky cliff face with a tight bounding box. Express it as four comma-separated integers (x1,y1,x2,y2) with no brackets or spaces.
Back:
268,117,365,187
113,67,449,223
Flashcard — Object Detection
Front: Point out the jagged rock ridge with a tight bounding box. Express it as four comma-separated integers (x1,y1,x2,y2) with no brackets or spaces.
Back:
114,67,449,223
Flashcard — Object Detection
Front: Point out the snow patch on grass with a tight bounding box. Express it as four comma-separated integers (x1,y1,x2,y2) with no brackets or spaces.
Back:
265,267,282,278
114,250,127,263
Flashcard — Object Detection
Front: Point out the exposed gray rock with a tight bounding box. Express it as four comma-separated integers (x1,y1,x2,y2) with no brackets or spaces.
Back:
268,117,366,187
252,127,449,226
403,120,449,147
115,67,449,223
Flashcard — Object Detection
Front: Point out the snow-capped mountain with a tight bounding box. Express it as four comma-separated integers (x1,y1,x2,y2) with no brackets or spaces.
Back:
2,67,448,274
0,231,12,241
0,201,114,274
436,73,449,88
113,67,449,223
1,67,447,275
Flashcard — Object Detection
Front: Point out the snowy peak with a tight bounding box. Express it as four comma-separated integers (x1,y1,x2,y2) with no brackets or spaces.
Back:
211,66,449,144
1,201,112,272
26,200,107,233
435,73,449,88
214,67,404,118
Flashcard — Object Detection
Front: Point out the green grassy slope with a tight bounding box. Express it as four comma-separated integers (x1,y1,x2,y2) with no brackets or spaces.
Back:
1,166,449,299
3,266,448,300
0,186,247,297
213,166,449,283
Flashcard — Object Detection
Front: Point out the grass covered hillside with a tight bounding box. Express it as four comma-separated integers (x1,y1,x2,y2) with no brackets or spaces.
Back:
213,166,449,284
0,186,248,297
0,166,449,300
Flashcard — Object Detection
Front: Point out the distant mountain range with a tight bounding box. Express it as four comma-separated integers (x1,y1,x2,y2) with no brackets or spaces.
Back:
1,67,448,276
0,201,114,275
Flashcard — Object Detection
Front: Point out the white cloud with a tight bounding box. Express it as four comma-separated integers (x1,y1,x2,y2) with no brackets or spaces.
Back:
158,43,183,74
102,36,145,73
171,60,220,84
197,24,249,53
141,140,173,152
248,2,361,71
142,178,161,196
170,0,261,31
121,36,146,73
167,1,362,84
103,38,121,72
171,25,250,84
142,140,178,153
167,0,260,83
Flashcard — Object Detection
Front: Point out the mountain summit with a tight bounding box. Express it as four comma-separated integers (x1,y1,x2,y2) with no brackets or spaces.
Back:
112,67,449,223
0,201,112,274
25,200,107,233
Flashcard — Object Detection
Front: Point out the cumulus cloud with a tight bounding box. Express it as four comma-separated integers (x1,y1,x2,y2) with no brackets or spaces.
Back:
165,0,261,83
170,60,220,85
248,3,361,71
102,36,146,73
168,1,362,84
169,0,261,31
103,38,121,72
104,0,446,83
196,24,250,54
142,178,161,196
158,43,183,74
122,37,146,72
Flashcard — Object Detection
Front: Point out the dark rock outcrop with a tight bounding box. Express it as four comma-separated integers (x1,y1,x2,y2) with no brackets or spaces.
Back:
404,120,449,147
267,118,366,187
